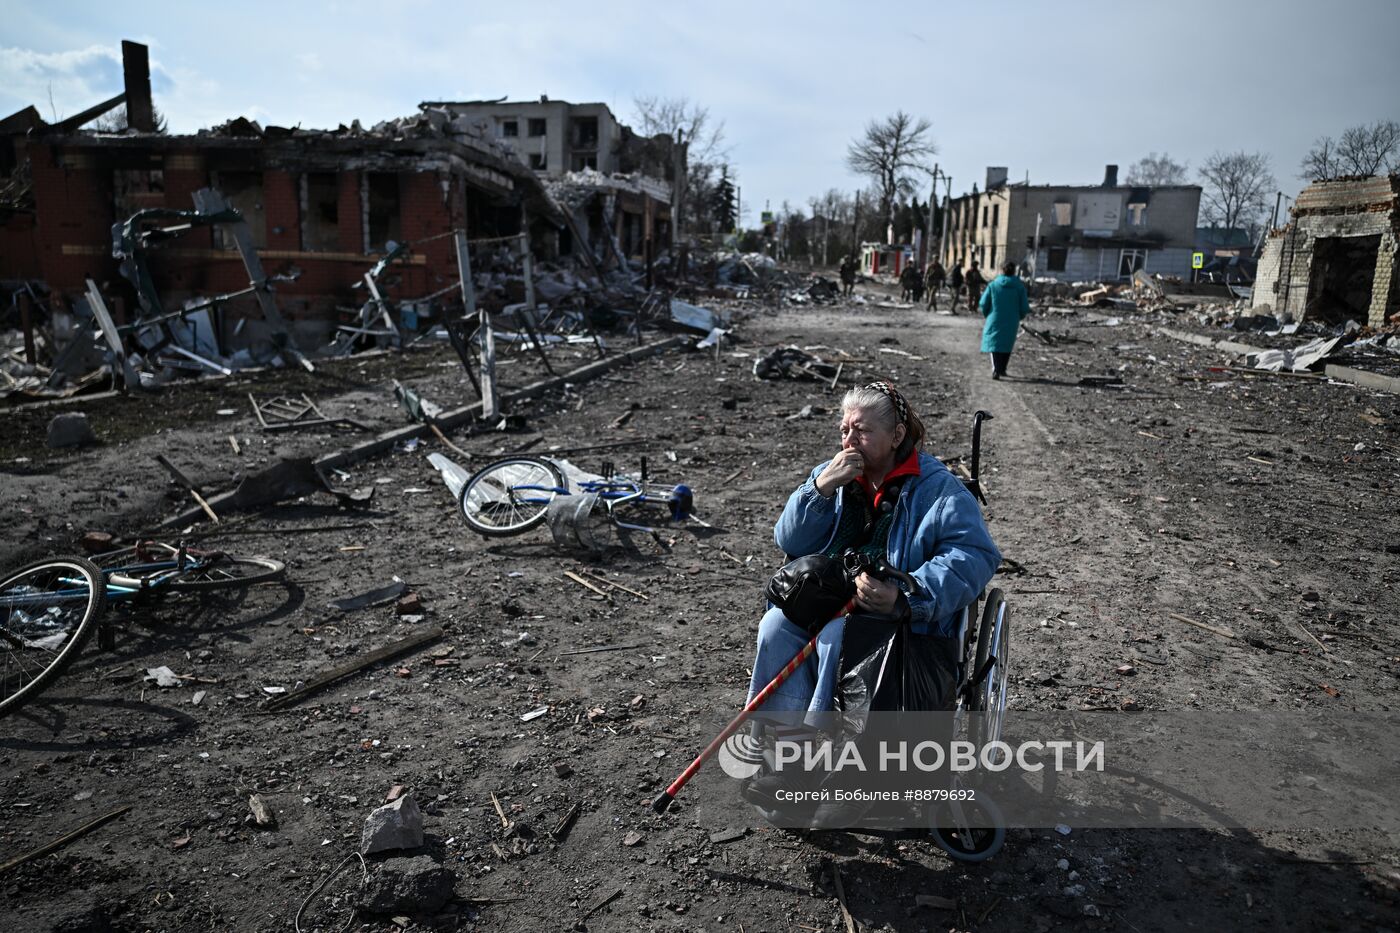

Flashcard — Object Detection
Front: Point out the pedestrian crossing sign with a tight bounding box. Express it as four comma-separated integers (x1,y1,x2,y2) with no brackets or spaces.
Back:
1192,252,1204,269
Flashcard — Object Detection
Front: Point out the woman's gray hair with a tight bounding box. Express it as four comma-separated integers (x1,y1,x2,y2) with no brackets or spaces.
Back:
840,384,926,460
841,386,899,432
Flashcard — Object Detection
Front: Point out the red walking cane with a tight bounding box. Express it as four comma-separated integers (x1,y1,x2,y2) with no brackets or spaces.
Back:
651,634,819,813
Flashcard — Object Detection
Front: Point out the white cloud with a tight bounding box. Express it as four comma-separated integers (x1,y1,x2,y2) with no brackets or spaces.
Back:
0,44,122,120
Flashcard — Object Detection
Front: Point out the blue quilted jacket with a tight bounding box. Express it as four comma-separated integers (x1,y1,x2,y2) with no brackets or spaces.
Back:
774,451,1001,636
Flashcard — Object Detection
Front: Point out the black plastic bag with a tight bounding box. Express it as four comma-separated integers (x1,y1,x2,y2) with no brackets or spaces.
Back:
836,615,958,717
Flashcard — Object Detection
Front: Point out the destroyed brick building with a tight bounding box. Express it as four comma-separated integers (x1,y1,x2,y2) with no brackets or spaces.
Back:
0,45,688,372
1252,173,1400,327
941,165,1202,281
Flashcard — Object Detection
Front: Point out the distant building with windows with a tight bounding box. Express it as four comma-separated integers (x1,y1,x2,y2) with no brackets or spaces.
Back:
941,165,1202,281
421,97,670,178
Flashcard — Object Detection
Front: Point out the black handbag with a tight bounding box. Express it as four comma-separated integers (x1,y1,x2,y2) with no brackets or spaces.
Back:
764,554,853,634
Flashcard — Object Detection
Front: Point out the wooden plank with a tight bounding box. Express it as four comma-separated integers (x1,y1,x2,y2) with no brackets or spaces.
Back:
84,279,140,390
0,805,132,875
263,628,444,711
479,306,498,420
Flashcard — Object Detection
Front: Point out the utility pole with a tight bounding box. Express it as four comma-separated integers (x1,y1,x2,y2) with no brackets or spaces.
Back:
1030,212,1042,280
924,163,940,270
823,209,830,267
940,175,953,267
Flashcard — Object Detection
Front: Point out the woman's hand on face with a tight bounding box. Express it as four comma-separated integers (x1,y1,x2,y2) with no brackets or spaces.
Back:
853,572,898,615
814,448,864,497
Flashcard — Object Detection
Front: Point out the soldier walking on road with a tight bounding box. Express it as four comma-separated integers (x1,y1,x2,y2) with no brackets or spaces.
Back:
899,262,922,303
947,262,964,315
924,259,946,310
839,255,858,297
964,259,986,316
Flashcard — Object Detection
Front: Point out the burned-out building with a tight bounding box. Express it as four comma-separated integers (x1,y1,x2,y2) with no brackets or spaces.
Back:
2,119,563,349
941,165,1202,281
425,97,624,176
1252,174,1400,327
424,98,684,265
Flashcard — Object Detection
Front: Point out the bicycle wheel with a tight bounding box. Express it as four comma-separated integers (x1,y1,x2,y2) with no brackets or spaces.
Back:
459,457,567,536
968,588,1009,755
100,542,284,593
0,557,106,717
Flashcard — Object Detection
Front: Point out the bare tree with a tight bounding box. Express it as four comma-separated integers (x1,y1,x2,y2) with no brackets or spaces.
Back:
1125,152,1189,185
846,111,937,238
1300,119,1400,180
89,103,169,134
630,96,726,164
1199,150,1275,233
631,96,730,235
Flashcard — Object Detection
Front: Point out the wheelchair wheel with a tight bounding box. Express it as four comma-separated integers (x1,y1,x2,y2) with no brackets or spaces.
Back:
929,792,1006,862
459,457,567,536
969,588,1009,755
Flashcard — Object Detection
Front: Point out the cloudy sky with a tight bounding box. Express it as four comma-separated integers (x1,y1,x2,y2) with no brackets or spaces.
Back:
3,0,1398,217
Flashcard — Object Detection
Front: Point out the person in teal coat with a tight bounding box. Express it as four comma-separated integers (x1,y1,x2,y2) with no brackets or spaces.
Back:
978,261,1030,379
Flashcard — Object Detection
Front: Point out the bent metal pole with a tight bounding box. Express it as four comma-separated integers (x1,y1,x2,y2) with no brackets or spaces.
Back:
651,635,819,813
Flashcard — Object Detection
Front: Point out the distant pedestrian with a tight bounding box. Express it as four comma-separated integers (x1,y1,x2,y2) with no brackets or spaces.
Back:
924,260,945,310
947,263,964,315
839,255,858,297
978,261,1031,380
964,260,986,315
899,262,921,303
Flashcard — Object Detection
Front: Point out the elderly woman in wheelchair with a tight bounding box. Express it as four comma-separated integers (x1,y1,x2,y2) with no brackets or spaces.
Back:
743,382,1002,808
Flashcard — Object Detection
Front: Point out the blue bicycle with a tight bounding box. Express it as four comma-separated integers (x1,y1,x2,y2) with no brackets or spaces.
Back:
458,456,694,538
0,542,284,717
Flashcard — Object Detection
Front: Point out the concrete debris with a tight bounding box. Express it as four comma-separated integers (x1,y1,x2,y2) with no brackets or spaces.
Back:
357,855,457,916
247,795,276,828
361,795,425,855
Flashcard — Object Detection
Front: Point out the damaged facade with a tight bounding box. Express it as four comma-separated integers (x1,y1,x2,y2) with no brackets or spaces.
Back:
425,98,684,266
941,165,1202,281
1252,174,1400,327
0,46,690,384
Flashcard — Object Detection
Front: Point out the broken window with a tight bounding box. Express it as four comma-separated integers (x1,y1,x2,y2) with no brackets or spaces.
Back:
366,172,401,254
1051,201,1072,226
302,172,339,252
1127,202,1148,226
529,152,547,170
500,119,518,138
1047,246,1068,272
991,204,1000,227
981,205,989,227
570,152,598,172
528,118,547,137
1118,248,1148,278
571,117,599,149
112,167,165,219
209,170,266,249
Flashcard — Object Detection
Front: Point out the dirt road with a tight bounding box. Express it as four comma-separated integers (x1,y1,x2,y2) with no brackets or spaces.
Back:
2,289,1398,931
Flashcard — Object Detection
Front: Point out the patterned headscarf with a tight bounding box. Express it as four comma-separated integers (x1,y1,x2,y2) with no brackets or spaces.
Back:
866,382,908,428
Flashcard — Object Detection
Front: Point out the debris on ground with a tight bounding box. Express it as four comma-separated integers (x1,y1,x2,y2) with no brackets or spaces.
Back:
362,796,426,855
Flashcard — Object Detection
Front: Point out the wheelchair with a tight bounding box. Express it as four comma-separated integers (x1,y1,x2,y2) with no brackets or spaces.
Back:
768,411,1012,862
